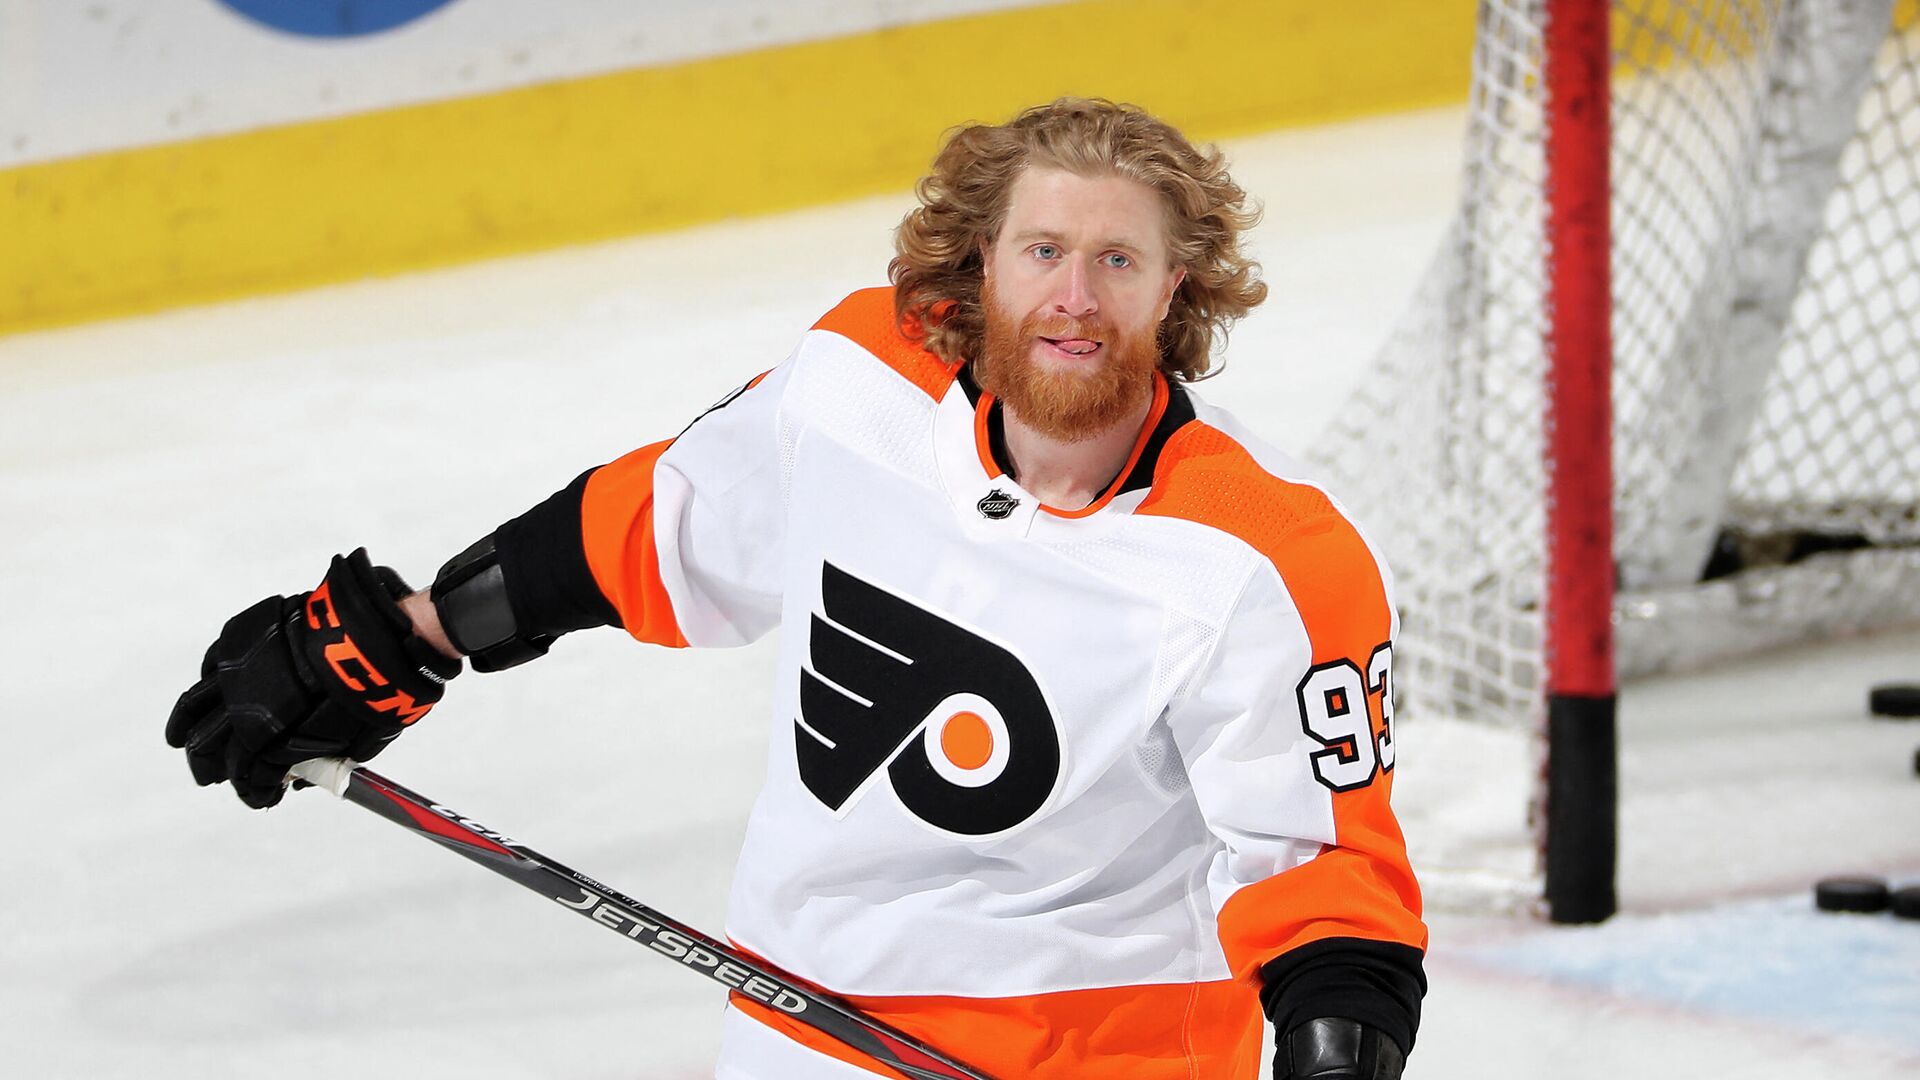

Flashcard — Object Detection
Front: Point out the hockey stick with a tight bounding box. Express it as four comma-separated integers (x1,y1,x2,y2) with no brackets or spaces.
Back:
289,759,994,1080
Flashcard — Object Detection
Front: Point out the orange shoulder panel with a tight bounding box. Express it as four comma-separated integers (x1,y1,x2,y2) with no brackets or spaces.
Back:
811,286,961,402
1138,422,1426,980
579,439,691,649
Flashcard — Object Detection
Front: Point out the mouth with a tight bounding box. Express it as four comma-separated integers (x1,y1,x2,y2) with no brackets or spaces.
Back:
1038,336,1103,360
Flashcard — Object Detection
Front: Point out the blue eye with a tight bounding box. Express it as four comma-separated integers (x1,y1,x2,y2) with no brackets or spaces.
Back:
1033,244,1059,260
1103,252,1132,269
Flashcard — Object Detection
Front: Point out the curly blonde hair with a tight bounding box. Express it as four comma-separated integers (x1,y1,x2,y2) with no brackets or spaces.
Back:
890,98,1266,381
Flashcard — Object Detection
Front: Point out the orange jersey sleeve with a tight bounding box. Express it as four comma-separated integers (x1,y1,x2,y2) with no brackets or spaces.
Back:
578,439,691,647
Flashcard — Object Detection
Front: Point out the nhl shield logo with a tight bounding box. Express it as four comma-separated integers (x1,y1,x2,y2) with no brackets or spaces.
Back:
976,488,1019,520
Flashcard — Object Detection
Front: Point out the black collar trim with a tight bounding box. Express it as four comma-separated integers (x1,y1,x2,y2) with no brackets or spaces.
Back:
954,364,1198,498
1117,380,1197,495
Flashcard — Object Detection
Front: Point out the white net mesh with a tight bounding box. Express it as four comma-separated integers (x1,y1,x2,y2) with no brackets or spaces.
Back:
1317,0,1920,907
1732,12,1920,538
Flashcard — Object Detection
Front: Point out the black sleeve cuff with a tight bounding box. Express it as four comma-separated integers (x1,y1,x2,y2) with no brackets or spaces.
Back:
493,469,623,636
1259,937,1427,1056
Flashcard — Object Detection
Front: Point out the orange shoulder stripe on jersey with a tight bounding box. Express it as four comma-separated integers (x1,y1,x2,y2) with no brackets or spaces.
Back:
812,286,962,402
1137,421,1426,981
579,439,691,649
731,975,1263,1079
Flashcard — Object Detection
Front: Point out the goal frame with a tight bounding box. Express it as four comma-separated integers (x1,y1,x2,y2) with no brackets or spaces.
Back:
1542,0,1619,925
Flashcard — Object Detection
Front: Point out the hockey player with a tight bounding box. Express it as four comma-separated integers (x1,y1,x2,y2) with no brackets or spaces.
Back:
167,98,1425,1079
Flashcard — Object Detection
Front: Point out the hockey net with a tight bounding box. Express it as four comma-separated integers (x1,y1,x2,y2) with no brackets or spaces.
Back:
1315,0,1920,913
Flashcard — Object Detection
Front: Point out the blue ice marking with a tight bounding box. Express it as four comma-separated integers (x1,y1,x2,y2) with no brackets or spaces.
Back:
1463,893,1920,1050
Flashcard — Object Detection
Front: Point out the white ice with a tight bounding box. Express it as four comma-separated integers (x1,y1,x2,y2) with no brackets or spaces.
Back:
3,106,1917,1078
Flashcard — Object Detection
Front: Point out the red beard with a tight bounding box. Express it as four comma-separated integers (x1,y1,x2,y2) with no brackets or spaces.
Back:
977,278,1162,442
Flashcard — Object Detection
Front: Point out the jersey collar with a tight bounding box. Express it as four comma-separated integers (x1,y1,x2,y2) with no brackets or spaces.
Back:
946,365,1196,521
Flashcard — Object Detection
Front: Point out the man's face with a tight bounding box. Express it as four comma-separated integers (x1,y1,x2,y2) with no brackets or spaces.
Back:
979,167,1186,442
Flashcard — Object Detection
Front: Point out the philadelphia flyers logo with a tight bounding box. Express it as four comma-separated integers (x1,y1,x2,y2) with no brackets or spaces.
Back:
796,562,1062,836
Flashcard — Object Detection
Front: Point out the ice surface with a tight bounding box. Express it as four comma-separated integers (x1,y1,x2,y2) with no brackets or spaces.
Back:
3,105,1916,1078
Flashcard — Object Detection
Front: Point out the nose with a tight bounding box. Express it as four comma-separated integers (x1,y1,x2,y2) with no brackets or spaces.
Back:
1053,256,1098,319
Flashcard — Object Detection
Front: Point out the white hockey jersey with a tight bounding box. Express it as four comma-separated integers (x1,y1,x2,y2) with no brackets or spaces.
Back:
573,288,1425,1078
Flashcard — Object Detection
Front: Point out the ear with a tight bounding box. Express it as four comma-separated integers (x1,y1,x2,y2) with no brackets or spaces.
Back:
1157,267,1187,322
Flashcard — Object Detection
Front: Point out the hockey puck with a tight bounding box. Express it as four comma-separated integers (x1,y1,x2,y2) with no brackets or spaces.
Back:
1892,887,1920,920
1868,684,1920,718
1814,876,1890,913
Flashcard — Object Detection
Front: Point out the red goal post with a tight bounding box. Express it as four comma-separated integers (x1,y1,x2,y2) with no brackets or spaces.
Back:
1543,0,1618,925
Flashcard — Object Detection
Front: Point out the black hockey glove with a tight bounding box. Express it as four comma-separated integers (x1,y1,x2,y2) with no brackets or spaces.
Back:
1274,1017,1406,1080
166,549,461,808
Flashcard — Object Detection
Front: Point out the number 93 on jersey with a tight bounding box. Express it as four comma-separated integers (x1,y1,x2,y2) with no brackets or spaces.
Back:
1296,642,1396,792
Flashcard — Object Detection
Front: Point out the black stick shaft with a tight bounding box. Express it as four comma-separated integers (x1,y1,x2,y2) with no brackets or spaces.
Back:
303,762,992,1080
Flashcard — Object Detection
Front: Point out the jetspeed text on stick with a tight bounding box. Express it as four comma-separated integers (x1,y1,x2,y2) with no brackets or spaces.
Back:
555,887,807,1014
